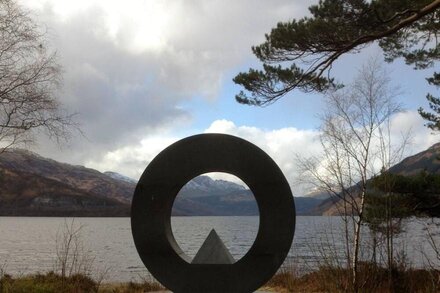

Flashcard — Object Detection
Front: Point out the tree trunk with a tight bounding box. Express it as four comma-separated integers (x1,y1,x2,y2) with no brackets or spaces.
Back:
371,232,377,265
343,196,351,270
389,220,395,290
352,188,366,292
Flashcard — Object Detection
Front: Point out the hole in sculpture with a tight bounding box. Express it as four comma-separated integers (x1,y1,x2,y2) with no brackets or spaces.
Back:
171,172,259,264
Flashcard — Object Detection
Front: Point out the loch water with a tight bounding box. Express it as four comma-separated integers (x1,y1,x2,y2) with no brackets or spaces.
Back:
0,216,438,282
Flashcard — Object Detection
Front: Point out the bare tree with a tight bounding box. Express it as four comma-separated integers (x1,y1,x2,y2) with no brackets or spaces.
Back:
55,219,94,279
54,219,110,292
297,59,409,292
0,0,75,152
424,219,440,268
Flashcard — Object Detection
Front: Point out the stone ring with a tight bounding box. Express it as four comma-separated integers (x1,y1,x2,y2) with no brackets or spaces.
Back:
131,133,295,292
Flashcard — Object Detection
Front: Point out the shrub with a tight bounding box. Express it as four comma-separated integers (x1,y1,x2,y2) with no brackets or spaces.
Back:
0,271,98,292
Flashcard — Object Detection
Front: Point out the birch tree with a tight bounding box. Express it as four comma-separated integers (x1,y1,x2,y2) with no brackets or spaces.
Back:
298,59,409,292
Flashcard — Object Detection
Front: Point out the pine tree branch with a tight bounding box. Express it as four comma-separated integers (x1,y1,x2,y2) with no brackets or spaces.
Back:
311,0,440,83
235,0,440,105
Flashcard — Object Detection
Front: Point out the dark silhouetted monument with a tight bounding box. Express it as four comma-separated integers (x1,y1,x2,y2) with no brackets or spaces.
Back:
131,134,296,292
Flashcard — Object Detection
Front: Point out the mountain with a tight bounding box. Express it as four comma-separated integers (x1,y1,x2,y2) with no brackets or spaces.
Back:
388,143,440,175
0,149,134,204
104,171,137,184
172,176,260,216
294,197,327,215
0,148,323,216
304,188,332,200
0,149,133,216
0,167,129,216
315,143,440,215
179,176,246,198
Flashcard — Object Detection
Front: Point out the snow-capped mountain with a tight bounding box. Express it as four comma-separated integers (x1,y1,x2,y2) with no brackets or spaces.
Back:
181,175,246,198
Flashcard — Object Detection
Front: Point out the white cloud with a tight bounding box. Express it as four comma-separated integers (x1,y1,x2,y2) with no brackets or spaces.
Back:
21,0,174,52
390,111,439,152
86,119,321,195
17,0,311,165
86,135,179,181
84,112,438,196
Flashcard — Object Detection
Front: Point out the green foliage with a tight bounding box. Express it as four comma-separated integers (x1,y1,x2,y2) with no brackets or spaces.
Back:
233,64,331,105
364,191,411,234
234,0,439,107
367,171,440,218
418,73,440,131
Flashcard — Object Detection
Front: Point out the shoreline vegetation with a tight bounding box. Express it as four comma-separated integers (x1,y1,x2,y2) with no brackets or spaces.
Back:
1,264,439,292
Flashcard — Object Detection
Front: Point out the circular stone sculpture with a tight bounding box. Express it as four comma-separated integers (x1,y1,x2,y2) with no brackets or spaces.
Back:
131,134,295,293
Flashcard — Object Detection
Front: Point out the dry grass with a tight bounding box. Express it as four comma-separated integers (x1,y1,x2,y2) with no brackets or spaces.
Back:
0,271,98,293
0,272,165,293
1,265,439,292
98,281,164,293
264,262,440,293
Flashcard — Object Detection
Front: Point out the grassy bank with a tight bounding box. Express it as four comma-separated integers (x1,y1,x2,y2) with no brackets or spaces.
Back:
264,263,440,292
1,263,439,293
0,272,164,293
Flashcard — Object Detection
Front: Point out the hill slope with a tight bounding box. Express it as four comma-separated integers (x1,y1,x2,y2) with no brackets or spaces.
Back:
315,143,440,215
388,143,440,175
0,149,132,216
0,149,322,216
0,149,134,204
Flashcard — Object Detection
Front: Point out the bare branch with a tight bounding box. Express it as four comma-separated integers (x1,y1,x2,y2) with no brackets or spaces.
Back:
0,0,77,151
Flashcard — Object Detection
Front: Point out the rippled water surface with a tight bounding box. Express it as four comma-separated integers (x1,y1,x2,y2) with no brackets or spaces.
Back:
0,216,437,282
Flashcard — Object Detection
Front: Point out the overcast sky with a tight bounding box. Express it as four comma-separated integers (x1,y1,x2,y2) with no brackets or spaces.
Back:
18,0,439,195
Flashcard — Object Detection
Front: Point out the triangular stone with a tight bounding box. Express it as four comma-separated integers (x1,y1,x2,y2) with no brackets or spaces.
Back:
191,229,235,264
